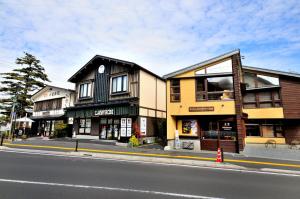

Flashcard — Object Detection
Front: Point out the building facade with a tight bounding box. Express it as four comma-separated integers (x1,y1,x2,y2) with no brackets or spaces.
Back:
65,55,166,143
164,50,300,153
31,85,75,137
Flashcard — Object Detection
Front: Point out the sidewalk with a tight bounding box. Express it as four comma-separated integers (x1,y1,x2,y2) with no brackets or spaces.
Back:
1,137,300,172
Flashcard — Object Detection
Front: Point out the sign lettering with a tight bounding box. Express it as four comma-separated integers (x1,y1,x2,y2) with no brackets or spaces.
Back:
95,109,114,116
189,106,214,112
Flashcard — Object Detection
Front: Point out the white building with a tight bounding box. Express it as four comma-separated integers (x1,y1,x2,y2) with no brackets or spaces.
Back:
31,85,75,137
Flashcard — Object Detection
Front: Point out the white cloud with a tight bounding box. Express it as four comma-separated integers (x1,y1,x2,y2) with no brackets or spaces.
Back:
0,0,300,89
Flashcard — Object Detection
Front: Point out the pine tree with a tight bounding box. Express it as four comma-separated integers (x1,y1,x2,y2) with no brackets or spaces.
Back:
0,52,50,123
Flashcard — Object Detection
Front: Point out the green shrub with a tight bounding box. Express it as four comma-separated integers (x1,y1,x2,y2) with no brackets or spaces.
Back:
129,135,139,147
52,121,68,138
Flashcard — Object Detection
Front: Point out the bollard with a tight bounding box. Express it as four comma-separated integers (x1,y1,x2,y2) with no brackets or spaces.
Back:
75,140,79,152
0,135,4,146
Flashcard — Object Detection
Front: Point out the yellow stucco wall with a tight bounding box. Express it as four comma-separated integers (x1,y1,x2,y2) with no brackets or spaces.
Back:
167,79,236,116
245,137,286,144
166,79,236,139
156,79,166,111
243,108,284,119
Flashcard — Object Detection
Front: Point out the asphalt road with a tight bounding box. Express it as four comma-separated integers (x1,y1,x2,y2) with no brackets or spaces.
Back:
0,150,299,199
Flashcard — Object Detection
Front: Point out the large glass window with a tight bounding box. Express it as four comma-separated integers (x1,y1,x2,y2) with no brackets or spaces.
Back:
79,83,90,98
246,124,260,136
257,75,279,88
79,118,91,134
112,75,128,93
246,123,284,137
244,72,279,89
196,60,233,75
170,79,180,102
196,76,234,101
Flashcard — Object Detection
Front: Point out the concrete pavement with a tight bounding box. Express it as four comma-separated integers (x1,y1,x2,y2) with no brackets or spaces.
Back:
0,150,300,199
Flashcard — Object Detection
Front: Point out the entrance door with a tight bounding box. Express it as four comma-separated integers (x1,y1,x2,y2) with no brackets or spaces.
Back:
99,118,120,140
200,120,237,152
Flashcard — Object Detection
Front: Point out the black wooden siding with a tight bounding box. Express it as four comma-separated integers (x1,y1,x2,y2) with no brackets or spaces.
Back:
94,64,111,103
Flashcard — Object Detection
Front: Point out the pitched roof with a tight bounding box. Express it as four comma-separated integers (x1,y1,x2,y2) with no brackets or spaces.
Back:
163,49,240,79
31,84,75,100
243,66,300,79
68,55,164,82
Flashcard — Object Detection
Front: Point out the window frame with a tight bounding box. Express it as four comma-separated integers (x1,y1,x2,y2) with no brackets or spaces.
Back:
244,72,280,89
243,89,282,109
78,118,91,135
111,74,128,94
79,82,91,99
195,75,234,101
170,79,181,102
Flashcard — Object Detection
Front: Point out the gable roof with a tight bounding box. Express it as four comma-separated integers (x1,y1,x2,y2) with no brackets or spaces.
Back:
68,55,164,83
243,66,300,79
31,85,75,100
163,49,240,79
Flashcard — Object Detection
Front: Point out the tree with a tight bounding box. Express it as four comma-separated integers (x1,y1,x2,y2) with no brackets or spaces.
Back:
0,52,50,123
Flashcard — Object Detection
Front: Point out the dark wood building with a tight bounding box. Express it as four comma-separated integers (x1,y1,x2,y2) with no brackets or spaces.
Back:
66,55,166,143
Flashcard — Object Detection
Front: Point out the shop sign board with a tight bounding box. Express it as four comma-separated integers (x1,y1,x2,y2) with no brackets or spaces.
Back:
121,118,127,128
68,117,74,124
189,106,214,112
140,117,147,135
120,128,126,137
127,118,132,128
95,109,114,116
126,128,132,137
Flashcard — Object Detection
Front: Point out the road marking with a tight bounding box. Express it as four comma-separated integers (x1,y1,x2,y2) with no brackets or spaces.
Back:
0,178,223,199
4,142,300,169
1,150,300,177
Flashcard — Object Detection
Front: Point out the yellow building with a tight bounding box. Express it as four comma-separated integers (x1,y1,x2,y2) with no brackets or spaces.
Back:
164,50,300,153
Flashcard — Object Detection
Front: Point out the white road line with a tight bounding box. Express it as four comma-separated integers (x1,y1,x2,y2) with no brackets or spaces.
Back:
1,149,300,177
0,178,223,199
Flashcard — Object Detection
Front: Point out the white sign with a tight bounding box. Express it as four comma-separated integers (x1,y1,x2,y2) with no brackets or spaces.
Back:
68,117,74,124
140,117,147,135
127,118,132,128
95,109,114,116
120,128,127,137
126,128,132,137
121,118,127,128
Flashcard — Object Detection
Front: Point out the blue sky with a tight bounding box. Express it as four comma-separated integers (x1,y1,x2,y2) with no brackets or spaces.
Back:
0,0,300,88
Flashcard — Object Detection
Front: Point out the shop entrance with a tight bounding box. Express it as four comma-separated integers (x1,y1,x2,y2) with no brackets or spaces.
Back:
99,118,120,140
200,119,237,153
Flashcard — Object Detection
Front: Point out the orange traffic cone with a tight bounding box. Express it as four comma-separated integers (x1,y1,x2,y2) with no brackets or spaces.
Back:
216,148,223,163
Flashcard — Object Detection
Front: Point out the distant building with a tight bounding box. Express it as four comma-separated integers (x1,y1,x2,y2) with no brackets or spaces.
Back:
31,85,75,137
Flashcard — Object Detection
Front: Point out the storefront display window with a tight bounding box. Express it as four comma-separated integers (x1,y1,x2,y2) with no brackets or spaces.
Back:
202,121,236,140
182,120,198,135
79,118,91,134
246,124,260,136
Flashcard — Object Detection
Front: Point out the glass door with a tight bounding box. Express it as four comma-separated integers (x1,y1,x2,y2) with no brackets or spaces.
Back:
99,118,120,140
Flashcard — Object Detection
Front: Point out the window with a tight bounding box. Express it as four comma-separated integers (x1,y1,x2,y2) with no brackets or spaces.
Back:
34,98,62,111
243,90,281,108
112,75,128,93
195,59,232,75
244,72,279,89
79,118,91,134
246,124,260,136
170,79,180,102
196,76,234,101
79,83,90,98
